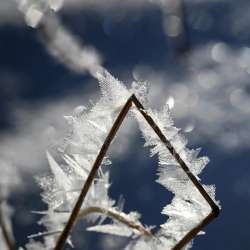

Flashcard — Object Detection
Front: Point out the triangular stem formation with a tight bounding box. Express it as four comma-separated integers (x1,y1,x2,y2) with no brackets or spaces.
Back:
54,94,219,250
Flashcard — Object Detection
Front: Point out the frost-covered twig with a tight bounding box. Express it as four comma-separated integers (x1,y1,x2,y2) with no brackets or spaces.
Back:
79,206,152,237
54,93,219,250
172,210,217,250
131,95,219,214
23,71,220,250
29,206,152,239
38,12,103,77
54,96,133,250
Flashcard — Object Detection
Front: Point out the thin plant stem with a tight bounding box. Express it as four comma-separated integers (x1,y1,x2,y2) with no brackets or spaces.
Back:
172,211,217,250
54,96,133,250
131,95,220,214
131,94,219,250
28,230,62,239
54,94,219,250
78,206,152,237
31,205,152,240
165,0,190,56
0,202,15,250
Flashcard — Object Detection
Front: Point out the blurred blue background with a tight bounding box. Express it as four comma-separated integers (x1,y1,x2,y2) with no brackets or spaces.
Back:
1,0,250,249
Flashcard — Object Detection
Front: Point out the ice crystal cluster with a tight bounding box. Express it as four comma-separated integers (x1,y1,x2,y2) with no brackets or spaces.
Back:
23,70,219,250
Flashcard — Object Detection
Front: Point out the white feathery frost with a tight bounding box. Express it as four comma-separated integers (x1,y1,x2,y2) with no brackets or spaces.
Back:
24,70,219,250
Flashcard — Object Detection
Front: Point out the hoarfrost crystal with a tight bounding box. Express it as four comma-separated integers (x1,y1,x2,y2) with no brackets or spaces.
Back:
26,70,219,249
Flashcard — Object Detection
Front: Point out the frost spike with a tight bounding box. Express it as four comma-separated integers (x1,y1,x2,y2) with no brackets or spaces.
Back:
46,151,71,192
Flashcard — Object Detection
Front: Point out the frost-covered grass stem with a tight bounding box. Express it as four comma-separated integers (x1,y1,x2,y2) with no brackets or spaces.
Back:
79,206,152,237
54,96,133,250
54,94,219,250
131,94,220,249
30,206,152,239
172,211,217,250
131,95,220,214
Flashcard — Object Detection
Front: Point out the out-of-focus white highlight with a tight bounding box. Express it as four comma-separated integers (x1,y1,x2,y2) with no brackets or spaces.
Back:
166,96,175,110
184,123,195,133
211,42,228,63
49,0,64,11
25,6,43,28
163,15,182,37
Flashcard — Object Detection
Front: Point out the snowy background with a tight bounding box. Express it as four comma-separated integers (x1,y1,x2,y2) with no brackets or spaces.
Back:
0,0,250,249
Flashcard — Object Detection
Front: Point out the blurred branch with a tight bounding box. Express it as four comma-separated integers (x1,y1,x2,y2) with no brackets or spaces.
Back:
37,11,103,77
0,201,15,250
161,0,190,56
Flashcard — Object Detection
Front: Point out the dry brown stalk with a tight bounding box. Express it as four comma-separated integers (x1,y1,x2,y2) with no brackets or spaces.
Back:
54,94,219,250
